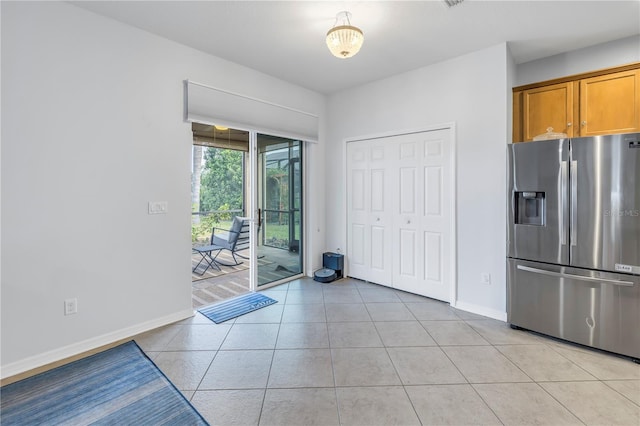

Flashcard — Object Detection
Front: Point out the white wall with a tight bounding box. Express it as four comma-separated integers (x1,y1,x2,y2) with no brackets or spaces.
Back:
515,35,640,86
326,44,511,319
0,1,324,376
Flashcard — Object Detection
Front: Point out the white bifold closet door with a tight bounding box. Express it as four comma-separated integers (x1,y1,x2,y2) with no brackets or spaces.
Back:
347,138,394,286
346,128,452,302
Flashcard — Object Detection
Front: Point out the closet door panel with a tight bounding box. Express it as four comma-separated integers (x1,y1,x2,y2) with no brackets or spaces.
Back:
393,134,425,294
346,140,392,285
399,168,416,214
425,166,442,216
351,169,366,210
399,229,418,277
425,231,442,282
347,142,369,281
368,142,393,285
370,169,385,212
421,130,451,301
371,225,387,274
351,224,366,267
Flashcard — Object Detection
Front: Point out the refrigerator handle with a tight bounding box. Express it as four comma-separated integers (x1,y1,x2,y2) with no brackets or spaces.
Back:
517,265,634,287
570,160,577,246
560,161,568,245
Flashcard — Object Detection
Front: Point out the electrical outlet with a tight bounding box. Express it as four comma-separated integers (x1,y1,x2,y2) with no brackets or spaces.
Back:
480,273,491,285
64,298,78,315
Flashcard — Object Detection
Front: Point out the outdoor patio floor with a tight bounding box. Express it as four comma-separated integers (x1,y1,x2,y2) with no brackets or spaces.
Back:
192,246,301,308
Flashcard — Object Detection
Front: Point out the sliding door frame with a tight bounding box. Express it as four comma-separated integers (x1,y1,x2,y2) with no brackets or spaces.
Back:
190,118,307,292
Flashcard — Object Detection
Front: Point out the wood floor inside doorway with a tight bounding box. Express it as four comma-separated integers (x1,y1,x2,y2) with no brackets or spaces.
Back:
192,268,250,308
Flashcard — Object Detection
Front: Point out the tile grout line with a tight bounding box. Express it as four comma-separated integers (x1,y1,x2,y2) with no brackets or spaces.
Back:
190,318,234,395
599,380,640,408
364,288,427,425
325,287,344,425
255,284,289,426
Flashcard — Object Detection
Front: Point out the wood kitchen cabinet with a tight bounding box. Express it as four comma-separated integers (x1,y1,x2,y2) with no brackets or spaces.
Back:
521,82,574,141
513,64,640,142
579,69,639,136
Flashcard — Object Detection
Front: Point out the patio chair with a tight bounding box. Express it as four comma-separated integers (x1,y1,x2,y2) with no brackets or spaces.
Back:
210,216,251,266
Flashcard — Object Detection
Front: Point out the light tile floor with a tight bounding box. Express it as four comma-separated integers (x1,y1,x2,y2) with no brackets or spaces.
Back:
134,277,640,426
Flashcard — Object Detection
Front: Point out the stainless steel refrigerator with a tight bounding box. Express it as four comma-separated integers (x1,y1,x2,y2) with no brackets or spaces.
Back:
507,133,640,360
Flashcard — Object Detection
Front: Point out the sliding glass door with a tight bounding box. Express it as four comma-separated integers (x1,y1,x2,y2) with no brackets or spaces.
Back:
190,123,304,298
255,134,303,287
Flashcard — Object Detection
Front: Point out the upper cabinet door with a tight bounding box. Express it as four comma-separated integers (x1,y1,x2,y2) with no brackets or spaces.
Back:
579,69,640,137
522,82,574,141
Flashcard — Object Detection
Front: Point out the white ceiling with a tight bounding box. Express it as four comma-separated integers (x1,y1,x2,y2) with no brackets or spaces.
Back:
71,1,640,94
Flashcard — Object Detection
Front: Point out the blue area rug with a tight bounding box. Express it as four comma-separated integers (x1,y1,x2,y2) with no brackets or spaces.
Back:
199,292,278,323
0,341,208,425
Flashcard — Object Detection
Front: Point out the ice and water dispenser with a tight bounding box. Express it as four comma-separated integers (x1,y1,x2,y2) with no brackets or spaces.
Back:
514,191,545,226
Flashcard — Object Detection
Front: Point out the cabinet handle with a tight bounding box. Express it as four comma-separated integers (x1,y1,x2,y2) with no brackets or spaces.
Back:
567,122,572,127
581,121,586,126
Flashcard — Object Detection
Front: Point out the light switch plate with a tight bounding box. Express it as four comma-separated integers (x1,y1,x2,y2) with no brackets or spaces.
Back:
148,201,168,215
64,298,78,315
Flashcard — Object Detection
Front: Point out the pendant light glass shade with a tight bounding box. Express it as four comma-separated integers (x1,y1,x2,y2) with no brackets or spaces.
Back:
326,12,364,59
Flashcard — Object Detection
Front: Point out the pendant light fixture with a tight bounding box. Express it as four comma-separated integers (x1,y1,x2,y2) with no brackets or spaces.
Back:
326,11,364,59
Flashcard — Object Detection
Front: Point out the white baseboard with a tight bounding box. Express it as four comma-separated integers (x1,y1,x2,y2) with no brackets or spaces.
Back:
452,300,507,322
0,308,194,380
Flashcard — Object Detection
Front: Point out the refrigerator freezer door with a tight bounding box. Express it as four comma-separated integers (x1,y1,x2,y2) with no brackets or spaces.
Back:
570,133,640,272
507,139,570,264
508,258,640,359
